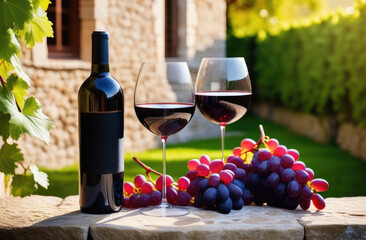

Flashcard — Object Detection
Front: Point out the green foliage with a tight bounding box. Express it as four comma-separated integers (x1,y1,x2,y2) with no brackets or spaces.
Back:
229,3,366,126
0,0,53,196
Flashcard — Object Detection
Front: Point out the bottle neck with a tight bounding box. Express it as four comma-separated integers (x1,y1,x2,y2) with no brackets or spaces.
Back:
91,64,109,73
91,34,109,73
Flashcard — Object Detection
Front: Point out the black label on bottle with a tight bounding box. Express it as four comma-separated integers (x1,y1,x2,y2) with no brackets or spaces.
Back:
80,111,124,174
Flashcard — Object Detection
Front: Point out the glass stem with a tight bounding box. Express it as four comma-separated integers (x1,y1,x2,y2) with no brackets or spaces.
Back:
161,136,168,204
220,124,226,162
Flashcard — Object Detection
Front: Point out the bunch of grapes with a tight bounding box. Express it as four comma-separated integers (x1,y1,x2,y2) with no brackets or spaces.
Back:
234,138,329,210
184,155,250,214
123,173,192,208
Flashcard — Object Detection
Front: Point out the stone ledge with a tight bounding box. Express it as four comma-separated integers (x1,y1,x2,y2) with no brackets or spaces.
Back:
0,195,365,239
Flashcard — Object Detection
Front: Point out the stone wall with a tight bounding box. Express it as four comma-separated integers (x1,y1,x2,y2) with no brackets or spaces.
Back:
15,0,226,169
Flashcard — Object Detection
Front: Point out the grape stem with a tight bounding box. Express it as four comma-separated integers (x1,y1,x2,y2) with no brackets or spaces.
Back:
132,157,162,182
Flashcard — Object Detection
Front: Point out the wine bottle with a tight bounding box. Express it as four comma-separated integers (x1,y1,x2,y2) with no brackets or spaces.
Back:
78,31,124,214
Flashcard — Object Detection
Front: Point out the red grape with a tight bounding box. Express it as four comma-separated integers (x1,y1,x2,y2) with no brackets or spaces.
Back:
287,149,300,161
292,161,306,171
233,147,242,157
187,159,200,170
185,170,199,181
257,148,272,161
305,168,314,181
312,193,326,210
199,155,211,165
273,145,287,157
124,181,135,195
124,196,130,208
167,187,178,204
267,138,279,151
220,170,234,185
210,159,224,173
177,176,190,191
311,179,329,192
141,181,154,194
156,175,174,191
196,164,211,177
134,174,146,188
240,138,256,150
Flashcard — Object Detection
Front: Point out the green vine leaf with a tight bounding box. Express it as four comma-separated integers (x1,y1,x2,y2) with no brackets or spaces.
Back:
6,75,30,110
0,29,20,63
0,112,10,141
29,164,49,189
0,142,24,175
19,6,54,48
11,174,36,197
0,0,33,30
0,88,53,144
31,0,51,11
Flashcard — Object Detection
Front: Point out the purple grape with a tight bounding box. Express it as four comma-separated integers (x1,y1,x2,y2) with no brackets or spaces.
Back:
268,196,284,208
138,193,151,207
234,168,246,179
266,172,280,189
167,187,178,204
268,156,281,173
251,157,261,169
242,172,252,186
218,197,232,214
217,184,230,203
232,197,244,210
223,163,237,171
257,148,272,161
129,193,140,208
185,170,199,181
275,181,287,198
300,185,313,200
242,163,252,173
281,168,295,183
253,191,265,206
284,196,299,210
187,177,203,196
198,178,209,192
280,154,295,168
227,155,244,168
232,179,245,192
208,173,220,187
194,192,204,208
150,190,162,205
242,189,253,205
176,191,191,206
258,161,270,177
287,180,301,197
295,169,310,185
203,187,217,206
228,182,243,200
250,173,262,191
299,198,311,210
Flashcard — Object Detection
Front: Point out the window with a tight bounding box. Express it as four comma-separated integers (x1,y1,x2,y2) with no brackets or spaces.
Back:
47,0,80,58
165,0,178,58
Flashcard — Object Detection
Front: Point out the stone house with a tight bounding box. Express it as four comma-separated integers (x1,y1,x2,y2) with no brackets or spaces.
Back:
19,0,226,168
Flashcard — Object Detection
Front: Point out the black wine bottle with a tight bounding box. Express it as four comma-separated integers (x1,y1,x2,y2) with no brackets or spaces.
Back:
78,31,124,214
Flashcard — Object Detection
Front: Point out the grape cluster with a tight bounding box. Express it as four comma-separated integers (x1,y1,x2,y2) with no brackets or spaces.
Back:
185,155,250,214
234,138,329,210
123,174,192,208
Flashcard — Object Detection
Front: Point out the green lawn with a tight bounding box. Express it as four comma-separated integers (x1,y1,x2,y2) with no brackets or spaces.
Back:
35,115,366,199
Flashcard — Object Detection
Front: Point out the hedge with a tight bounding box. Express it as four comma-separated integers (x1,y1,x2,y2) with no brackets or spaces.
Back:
228,4,366,126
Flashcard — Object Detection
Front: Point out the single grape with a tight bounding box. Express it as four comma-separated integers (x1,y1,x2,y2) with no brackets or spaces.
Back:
167,187,178,204
228,182,243,200
199,178,209,193
312,193,326,210
232,197,244,210
251,157,261,169
208,173,221,187
287,149,300,161
199,154,211,165
194,192,204,208
129,193,140,208
232,179,245,192
284,196,299,210
156,175,174,191
217,183,230,203
268,156,281,173
257,148,272,161
280,154,295,168
220,170,234,185
210,159,224,173
295,169,310,185
292,161,306,171
234,168,246,180
266,172,280,189
123,196,130,208
176,191,191,206
187,177,204,197
267,138,279,151
187,159,200,170
281,168,295,183
287,180,301,197
138,193,151,207
141,181,154,194
223,163,237,171
242,189,253,205
257,161,270,177
241,138,256,150
177,176,190,191
275,181,287,198
300,185,313,201
299,198,311,210
273,145,287,157
203,187,217,206
134,174,147,188
227,155,244,168
305,168,314,181
233,147,242,157
186,170,199,181
311,179,329,192
123,181,135,195
150,190,162,205
218,197,233,214
196,164,211,177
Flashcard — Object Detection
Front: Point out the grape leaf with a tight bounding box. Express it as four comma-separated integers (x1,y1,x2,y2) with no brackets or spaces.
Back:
9,53,31,84
0,112,10,141
31,0,50,10
11,174,36,197
0,29,20,63
0,89,53,144
0,59,14,80
29,164,49,189
6,75,30,110
0,0,33,30
20,6,54,48
0,142,23,175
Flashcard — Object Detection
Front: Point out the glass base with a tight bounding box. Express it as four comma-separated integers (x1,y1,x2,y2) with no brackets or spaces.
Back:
140,203,190,217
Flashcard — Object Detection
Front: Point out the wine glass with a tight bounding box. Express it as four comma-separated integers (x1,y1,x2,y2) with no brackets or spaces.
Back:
195,57,252,161
134,62,195,217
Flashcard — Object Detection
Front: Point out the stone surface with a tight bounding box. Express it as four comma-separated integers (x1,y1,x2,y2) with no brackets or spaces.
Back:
1,195,366,239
